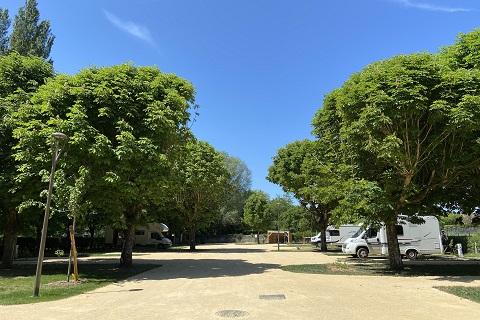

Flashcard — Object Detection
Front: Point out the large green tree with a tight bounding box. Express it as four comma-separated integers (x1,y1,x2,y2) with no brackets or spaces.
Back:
9,0,54,61
13,63,196,267
267,139,343,251
313,51,480,270
437,28,480,213
170,140,230,250
243,190,271,243
0,8,10,55
0,52,54,268
213,153,252,234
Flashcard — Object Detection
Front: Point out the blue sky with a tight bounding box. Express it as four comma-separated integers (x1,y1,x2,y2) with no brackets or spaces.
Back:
3,0,480,199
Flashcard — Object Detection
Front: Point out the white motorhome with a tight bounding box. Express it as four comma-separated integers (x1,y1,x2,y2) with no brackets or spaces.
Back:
342,216,443,260
105,222,172,249
310,224,361,247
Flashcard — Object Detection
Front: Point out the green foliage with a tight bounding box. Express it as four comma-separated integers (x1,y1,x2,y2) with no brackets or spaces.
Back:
0,8,10,55
439,28,480,70
439,213,464,227
169,140,231,249
12,62,196,265
213,153,252,234
467,231,480,253
281,206,310,232
243,190,271,234
267,139,346,251
8,0,55,61
309,31,480,269
0,52,54,267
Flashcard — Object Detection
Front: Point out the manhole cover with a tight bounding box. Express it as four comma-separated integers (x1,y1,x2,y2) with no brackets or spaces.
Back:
215,310,249,318
259,294,286,300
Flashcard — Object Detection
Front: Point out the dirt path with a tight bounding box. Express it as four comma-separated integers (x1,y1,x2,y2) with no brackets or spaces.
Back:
1,243,480,320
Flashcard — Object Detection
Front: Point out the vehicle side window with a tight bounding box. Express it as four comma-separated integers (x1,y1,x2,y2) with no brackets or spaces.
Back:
366,228,377,238
151,232,160,240
396,225,404,236
330,230,340,236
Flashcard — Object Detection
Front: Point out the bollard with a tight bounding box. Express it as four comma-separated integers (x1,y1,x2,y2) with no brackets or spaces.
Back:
456,243,464,257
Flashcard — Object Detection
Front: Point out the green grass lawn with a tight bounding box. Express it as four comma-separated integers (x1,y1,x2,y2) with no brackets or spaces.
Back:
282,262,480,303
435,286,480,303
0,262,160,305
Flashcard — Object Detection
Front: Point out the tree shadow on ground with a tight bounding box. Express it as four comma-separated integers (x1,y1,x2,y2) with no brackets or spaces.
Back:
175,247,268,253
429,276,480,283
133,258,280,281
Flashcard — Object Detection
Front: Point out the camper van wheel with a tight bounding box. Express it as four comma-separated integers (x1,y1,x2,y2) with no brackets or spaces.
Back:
406,249,418,260
356,247,369,259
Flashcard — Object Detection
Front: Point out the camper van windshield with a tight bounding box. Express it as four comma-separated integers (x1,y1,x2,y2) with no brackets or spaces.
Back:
351,229,363,238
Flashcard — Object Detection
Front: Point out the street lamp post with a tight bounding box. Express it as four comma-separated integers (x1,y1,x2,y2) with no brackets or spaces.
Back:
277,205,280,251
33,132,67,297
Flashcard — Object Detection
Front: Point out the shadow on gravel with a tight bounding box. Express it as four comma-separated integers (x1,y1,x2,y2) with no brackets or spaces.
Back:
178,247,268,253
430,276,480,283
134,258,280,281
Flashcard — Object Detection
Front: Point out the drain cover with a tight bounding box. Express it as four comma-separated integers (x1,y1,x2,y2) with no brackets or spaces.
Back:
259,294,286,300
215,310,249,318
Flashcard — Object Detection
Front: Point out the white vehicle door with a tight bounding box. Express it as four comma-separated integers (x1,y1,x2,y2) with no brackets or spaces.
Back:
365,228,382,253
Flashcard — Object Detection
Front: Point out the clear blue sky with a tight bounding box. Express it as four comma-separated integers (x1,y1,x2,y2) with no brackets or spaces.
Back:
3,0,480,199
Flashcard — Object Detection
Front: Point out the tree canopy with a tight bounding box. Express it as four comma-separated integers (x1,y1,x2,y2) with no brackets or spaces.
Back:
213,153,252,234
13,63,196,267
169,139,230,250
0,8,10,55
312,50,480,269
267,139,344,251
0,52,54,267
8,0,54,61
243,190,271,243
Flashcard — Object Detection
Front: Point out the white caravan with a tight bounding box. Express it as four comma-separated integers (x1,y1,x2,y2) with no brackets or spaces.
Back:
105,222,172,249
342,216,443,260
311,224,361,247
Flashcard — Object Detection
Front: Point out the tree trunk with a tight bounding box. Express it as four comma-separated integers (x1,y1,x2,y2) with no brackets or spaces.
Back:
385,221,403,271
119,225,135,268
189,221,196,251
320,223,328,252
119,202,142,267
1,210,18,268
112,229,119,246
257,231,260,244
88,224,95,249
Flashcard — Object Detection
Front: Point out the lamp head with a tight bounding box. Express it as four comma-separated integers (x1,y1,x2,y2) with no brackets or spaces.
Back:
51,132,68,140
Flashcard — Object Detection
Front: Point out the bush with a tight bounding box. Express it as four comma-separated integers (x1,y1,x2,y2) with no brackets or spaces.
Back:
449,236,469,253
467,231,480,254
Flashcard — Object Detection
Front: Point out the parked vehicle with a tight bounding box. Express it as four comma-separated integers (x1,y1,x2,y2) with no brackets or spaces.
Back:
105,222,172,249
310,224,361,247
342,215,443,260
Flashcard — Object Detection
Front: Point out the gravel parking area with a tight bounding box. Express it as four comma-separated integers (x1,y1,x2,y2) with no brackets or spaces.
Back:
1,243,480,320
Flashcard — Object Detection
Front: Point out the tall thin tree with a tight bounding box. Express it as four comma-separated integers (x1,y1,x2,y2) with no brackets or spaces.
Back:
9,0,54,61
0,8,10,55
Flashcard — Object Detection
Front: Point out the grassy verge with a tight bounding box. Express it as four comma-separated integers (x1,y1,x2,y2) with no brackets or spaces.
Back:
0,262,160,305
282,261,480,276
282,262,480,303
435,286,480,303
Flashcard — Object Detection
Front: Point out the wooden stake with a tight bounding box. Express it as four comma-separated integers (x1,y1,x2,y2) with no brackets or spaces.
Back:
69,225,79,281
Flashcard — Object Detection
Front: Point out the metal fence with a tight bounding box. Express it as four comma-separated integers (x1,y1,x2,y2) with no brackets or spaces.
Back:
444,226,480,236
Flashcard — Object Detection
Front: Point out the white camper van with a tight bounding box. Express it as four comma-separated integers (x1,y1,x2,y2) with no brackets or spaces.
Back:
105,222,172,249
342,216,443,260
311,224,361,247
